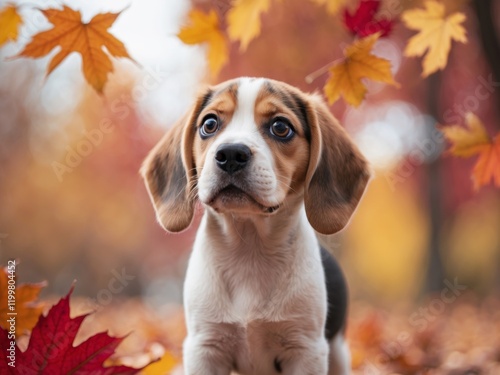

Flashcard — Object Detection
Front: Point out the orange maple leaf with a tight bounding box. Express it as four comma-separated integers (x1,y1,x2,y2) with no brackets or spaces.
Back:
441,113,500,190
0,4,23,46
472,135,500,190
0,266,46,336
16,5,133,93
178,9,228,77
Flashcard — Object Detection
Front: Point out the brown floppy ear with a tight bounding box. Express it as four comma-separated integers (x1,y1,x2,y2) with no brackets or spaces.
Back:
140,89,212,232
304,94,370,235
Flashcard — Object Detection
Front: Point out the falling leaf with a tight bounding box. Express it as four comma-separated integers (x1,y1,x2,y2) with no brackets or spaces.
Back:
0,266,46,336
178,9,228,77
324,33,399,107
0,5,23,46
227,0,270,51
402,0,467,77
440,113,491,157
473,135,500,190
343,0,394,37
0,286,148,374
441,113,500,190
310,0,347,15
17,6,133,93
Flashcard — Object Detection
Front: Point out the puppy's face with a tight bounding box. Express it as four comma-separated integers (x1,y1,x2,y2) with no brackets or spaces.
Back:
194,78,310,216
142,77,369,234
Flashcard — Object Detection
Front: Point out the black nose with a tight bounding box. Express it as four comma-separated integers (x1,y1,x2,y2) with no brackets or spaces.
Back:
215,143,252,174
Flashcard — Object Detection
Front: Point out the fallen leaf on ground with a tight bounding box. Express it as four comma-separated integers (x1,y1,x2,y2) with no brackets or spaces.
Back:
0,266,45,337
441,112,500,190
17,5,133,93
178,9,228,77
143,351,179,375
402,0,467,77
324,33,399,107
0,5,23,46
0,285,149,374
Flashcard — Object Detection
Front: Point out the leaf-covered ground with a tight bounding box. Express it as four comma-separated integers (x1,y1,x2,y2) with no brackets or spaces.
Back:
67,295,500,374
1,265,499,375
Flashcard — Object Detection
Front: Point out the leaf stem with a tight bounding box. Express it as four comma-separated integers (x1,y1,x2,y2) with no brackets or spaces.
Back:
305,59,341,84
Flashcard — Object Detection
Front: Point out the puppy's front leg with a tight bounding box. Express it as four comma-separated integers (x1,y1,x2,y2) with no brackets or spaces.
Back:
281,338,329,375
183,326,238,375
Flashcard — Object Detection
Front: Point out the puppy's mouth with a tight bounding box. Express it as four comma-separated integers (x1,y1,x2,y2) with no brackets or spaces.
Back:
207,184,280,214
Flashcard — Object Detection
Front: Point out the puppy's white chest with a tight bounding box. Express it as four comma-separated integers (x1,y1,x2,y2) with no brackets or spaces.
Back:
229,279,283,324
231,285,258,321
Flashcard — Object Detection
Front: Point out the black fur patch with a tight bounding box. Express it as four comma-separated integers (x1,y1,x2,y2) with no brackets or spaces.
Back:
274,357,282,373
321,247,348,340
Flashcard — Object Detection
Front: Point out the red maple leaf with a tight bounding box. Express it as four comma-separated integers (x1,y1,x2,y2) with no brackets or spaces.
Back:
0,286,147,374
343,0,394,37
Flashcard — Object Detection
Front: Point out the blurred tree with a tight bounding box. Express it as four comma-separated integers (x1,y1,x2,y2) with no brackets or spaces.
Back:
425,72,445,292
471,0,500,290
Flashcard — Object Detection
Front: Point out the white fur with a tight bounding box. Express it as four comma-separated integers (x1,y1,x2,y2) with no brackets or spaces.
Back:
183,79,351,375
184,208,330,375
197,78,281,209
329,334,351,375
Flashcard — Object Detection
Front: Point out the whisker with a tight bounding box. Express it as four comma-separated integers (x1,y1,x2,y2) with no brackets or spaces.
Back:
274,174,299,195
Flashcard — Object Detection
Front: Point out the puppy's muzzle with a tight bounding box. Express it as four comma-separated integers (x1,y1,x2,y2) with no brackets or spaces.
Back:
215,143,252,175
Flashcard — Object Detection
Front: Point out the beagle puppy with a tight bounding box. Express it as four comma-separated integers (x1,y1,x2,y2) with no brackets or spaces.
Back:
142,77,369,375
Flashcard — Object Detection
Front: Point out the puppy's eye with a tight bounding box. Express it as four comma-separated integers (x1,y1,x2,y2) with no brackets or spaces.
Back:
200,116,219,138
270,119,294,140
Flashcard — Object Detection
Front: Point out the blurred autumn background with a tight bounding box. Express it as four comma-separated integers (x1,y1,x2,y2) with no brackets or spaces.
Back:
0,0,500,373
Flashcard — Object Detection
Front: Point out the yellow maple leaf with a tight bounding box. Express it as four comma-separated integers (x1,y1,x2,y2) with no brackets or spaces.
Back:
17,5,133,93
309,0,347,15
441,113,500,190
0,266,46,336
0,4,23,46
440,112,491,157
178,9,228,77
324,33,399,107
227,0,270,51
402,0,467,77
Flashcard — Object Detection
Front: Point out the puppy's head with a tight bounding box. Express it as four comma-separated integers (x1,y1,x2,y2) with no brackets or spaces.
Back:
141,78,369,235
